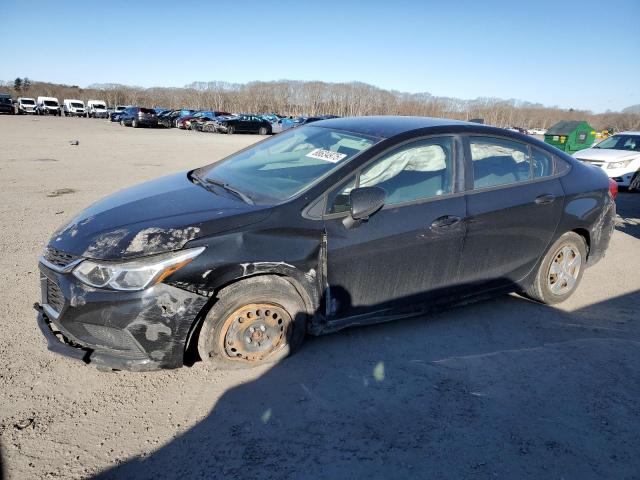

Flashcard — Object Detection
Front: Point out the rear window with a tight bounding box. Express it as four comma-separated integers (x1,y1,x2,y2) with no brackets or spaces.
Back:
140,108,155,114
71,102,84,108
470,136,531,189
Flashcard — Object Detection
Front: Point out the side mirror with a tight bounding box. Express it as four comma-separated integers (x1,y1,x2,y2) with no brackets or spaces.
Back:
346,186,386,226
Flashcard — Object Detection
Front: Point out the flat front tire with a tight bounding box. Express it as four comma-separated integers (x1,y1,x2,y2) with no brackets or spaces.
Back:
197,276,307,369
524,232,587,304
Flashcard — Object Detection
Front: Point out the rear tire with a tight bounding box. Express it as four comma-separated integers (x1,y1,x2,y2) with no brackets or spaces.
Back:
132,119,138,128
227,125,235,135
197,276,307,369
524,232,587,304
258,126,267,135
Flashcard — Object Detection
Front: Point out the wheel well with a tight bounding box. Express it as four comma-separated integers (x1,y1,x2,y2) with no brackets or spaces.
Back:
182,272,314,366
572,228,590,256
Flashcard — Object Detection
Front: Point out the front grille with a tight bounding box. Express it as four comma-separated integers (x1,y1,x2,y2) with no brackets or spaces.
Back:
44,247,79,268
46,279,65,313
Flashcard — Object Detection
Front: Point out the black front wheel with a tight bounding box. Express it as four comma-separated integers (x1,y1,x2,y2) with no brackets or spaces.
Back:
227,125,235,134
197,276,307,369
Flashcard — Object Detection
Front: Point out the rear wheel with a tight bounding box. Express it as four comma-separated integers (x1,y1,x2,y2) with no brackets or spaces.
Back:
197,276,307,369
227,125,235,135
258,126,268,135
524,232,587,304
132,119,138,128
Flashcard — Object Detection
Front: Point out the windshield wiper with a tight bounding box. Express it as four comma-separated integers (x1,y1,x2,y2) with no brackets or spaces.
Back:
196,176,254,205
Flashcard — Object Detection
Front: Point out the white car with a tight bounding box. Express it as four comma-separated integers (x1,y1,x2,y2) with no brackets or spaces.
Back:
63,99,87,117
574,132,640,190
16,97,37,114
87,100,108,118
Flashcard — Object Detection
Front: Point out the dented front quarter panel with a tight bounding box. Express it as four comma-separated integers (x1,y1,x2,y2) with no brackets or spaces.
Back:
166,211,327,333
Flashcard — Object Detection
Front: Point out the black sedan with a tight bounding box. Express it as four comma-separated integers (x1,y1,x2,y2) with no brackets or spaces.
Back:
36,116,616,371
216,114,272,135
119,107,158,128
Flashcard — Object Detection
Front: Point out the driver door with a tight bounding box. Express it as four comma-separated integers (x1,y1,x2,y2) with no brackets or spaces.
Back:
323,136,467,322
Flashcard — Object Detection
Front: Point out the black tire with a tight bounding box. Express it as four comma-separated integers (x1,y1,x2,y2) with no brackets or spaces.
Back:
120,119,125,127
227,125,235,135
524,232,587,304
629,172,640,192
197,276,308,369
258,126,268,135
132,119,138,128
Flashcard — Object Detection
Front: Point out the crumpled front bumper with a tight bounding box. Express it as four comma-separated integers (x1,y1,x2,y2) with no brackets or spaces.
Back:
37,260,209,371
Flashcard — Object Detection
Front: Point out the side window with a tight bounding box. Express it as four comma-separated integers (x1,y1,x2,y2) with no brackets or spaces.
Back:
532,147,553,178
325,137,454,214
555,156,571,175
359,137,454,205
470,136,531,189
326,175,356,214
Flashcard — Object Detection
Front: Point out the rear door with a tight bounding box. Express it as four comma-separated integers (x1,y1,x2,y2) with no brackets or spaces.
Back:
458,135,564,291
323,136,467,321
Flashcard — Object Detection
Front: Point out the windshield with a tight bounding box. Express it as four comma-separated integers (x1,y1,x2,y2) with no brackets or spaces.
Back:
194,126,380,204
93,104,106,109
21,99,35,105
44,100,58,107
0,97,11,105
594,135,640,151
71,102,84,108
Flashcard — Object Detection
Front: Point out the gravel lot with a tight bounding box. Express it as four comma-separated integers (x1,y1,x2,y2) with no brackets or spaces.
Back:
1,115,639,479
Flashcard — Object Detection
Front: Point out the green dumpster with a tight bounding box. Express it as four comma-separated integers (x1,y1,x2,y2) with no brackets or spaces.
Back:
544,120,596,154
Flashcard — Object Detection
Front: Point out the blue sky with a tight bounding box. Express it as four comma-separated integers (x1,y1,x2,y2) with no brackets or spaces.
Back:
1,0,638,112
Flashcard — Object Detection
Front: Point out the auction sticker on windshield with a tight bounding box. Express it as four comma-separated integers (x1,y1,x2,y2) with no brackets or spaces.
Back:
305,148,347,163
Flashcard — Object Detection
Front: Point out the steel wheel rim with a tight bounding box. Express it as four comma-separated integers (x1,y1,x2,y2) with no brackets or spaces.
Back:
547,245,581,295
220,303,290,362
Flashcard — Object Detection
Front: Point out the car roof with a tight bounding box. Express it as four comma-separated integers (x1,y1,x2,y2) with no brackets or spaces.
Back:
616,131,640,136
312,115,475,138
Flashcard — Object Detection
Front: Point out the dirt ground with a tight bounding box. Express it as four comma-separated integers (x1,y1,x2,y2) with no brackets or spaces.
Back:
0,115,639,480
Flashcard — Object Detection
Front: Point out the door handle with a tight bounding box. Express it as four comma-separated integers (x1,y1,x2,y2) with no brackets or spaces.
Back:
431,215,462,229
535,194,556,205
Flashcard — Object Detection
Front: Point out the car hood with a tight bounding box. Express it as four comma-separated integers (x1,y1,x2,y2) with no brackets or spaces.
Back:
49,171,270,260
574,148,640,162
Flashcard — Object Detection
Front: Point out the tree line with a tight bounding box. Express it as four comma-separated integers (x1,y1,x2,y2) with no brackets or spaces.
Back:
3,77,639,132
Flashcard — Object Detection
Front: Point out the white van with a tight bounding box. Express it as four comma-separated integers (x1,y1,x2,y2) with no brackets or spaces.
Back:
63,99,87,117
87,100,108,118
36,96,61,116
16,97,37,114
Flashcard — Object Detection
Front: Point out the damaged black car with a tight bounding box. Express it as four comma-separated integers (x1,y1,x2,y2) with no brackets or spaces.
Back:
36,117,616,371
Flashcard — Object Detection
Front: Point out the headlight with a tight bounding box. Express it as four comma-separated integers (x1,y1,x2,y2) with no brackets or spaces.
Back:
73,247,205,291
607,160,633,169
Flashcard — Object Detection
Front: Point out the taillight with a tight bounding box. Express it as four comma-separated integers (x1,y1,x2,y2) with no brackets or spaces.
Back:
608,178,618,200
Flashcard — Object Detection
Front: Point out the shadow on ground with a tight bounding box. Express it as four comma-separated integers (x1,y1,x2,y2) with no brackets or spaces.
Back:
95,286,640,479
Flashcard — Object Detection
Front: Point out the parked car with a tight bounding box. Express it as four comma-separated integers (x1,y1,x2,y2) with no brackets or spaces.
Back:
63,99,87,117
35,116,616,372
529,128,547,136
216,114,273,134
87,100,109,118
109,105,128,122
35,96,61,116
16,97,37,114
119,106,158,128
156,109,176,128
185,111,232,130
573,131,640,190
0,93,14,114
